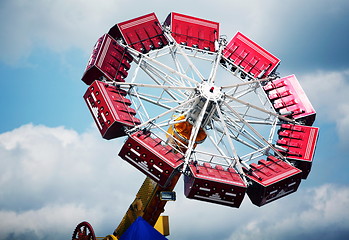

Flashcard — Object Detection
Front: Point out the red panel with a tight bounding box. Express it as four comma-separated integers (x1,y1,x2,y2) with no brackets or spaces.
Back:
276,124,319,179
83,80,141,140
164,12,219,52
263,75,316,126
82,34,133,85
184,163,247,208
118,131,184,187
245,156,302,206
109,13,168,53
223,32,280,78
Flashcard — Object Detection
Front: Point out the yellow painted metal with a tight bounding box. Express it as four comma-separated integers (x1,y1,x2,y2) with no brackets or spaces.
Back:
112,116,196,239
101,235,118,240
154,216,170,236
113,174,180,239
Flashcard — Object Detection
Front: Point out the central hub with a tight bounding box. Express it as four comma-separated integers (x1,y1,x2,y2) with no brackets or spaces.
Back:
198,81,223,101
184,82,224,129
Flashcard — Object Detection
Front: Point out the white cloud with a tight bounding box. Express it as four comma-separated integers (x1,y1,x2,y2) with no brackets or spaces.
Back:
0,0,123,65
0,204,99,240
0,124,144,239
1,124,348,240
227,184,349,240
167,183,349,240
2,0,348,67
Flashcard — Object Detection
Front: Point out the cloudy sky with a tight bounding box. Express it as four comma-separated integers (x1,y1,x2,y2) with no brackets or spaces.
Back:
1,0,349,239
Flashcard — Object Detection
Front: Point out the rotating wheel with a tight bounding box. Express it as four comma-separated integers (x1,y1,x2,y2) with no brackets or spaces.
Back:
82,12,319,207
114,15,281,170
72,221,96,240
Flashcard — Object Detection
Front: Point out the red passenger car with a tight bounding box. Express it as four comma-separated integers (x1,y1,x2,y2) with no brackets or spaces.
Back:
109,13,168,53
277,124,319,179
245,156,302,206
164,12,219,52
119,131,184,187
83,80,141,139
223,32,280,78
184,163,247,208
263,75,316,126
82,34,133,85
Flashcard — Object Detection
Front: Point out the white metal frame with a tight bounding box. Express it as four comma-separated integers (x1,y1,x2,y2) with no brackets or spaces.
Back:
114,28,297,181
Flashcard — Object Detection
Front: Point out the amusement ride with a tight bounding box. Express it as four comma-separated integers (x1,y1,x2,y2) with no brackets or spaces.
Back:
72,12,319,240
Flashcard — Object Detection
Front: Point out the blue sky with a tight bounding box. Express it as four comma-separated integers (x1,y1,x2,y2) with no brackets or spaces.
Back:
1,0,349,239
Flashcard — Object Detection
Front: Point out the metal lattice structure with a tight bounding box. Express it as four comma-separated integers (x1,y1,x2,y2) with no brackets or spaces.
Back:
75,12,319,239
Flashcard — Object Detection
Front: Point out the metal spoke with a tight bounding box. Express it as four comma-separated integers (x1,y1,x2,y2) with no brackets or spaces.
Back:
164,32,206,82
206,132,235,165
214,102,244,173
225,94,295,123
138,61,192,100
128,95,200,133
207,40,225,84
223,101,286,160
127,45,200,85
183,97,210,165
224,117,265,149
128,92,176,111
221,77,273,90
116,82,196,90
140,60,191,90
